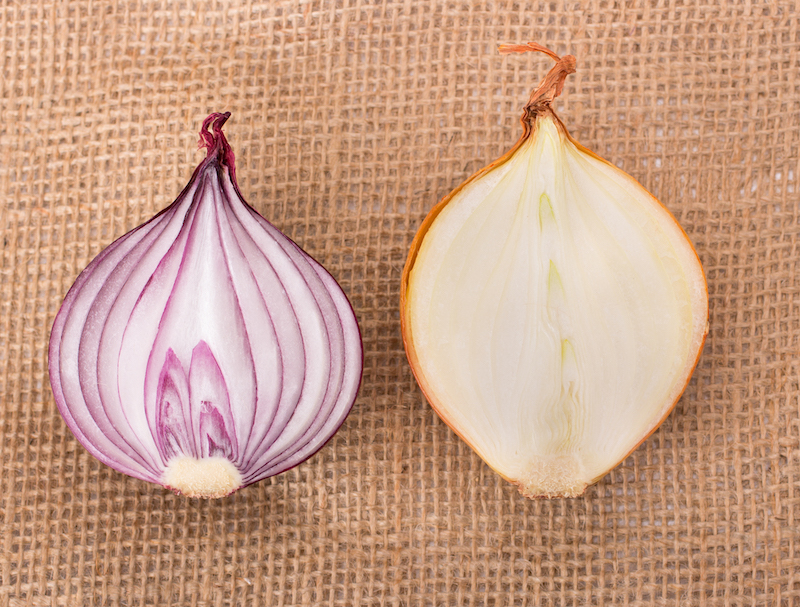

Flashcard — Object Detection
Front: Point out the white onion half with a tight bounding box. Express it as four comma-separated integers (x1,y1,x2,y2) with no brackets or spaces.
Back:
49,113,363,498
401,45,708,498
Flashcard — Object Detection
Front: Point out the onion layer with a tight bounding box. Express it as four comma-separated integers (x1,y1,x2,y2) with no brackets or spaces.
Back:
49,113,363,498
401,44,708,498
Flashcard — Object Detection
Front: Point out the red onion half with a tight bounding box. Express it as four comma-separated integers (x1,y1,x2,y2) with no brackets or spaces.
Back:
49,113,363,498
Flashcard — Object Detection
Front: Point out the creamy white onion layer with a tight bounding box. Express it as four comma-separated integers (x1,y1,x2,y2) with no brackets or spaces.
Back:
407,116,707,496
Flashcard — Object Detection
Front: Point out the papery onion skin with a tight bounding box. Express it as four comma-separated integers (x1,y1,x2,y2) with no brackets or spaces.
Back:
400,44,709,498
49,113,363,498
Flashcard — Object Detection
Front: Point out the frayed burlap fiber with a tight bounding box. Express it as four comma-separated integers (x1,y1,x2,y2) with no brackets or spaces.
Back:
2,0,799,605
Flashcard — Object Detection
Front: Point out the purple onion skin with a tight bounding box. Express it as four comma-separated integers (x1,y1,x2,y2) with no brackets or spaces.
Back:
48,113,363,498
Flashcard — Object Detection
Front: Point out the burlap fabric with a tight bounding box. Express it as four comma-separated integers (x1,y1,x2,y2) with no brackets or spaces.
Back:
2,0,797,604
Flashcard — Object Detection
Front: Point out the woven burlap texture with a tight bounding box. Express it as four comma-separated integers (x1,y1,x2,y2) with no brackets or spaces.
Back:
1,0,797,605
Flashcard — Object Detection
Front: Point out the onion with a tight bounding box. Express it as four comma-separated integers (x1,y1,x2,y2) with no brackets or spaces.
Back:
49,113,363,498
400,44,708,498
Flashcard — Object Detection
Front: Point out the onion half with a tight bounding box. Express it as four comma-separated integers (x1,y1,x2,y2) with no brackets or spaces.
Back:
401,44,708,498
49,113,363,498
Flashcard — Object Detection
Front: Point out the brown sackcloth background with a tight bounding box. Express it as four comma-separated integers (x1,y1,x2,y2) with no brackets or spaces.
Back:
2,0,799,605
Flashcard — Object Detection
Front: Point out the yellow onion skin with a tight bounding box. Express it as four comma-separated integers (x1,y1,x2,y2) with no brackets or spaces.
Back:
49,113,363,498
401,44,708,498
